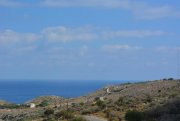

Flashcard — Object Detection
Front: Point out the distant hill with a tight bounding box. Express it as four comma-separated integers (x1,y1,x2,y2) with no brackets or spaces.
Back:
0,100,9,105
26,96,64,105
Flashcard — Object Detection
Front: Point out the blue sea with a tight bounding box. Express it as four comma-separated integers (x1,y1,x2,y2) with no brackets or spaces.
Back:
0,80,136,104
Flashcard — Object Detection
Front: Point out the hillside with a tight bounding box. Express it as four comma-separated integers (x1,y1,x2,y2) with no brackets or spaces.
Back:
0,100,10,106
70,80,180,120
0,80,179,121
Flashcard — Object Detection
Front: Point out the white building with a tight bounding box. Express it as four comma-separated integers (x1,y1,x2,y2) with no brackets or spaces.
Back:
30,103,36,108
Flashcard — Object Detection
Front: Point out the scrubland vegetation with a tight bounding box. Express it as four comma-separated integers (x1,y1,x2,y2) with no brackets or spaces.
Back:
0,79,180,121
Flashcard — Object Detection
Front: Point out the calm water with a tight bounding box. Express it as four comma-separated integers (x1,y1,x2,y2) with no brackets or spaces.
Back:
0,80,134,104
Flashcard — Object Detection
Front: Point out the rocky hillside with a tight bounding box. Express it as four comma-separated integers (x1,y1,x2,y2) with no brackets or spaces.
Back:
73,80,180,105
0,80,179,121
70,80,180,120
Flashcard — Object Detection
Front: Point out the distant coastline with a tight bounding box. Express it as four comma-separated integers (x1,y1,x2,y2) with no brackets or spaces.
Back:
0,80,137,104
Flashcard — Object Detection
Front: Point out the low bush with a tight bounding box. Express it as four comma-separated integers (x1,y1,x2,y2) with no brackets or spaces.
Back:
44,109,54,117
39,100,49,107
79,102,84,106
115,97,125,106
55,110,74,120
96,100,106,109
81,109,92,115
125,110,143,121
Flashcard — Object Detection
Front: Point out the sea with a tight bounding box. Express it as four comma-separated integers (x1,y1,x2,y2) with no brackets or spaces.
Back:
0,80,138,104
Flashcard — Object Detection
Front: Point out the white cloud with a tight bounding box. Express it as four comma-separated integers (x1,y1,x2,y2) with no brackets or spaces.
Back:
133,6,179,19
42,26,97,42
102,30,165,38
41,0,130,8
0,0,24,7
156,46,180,53
0,27,167,44
0,0,179,19
102,44,142,52
40,0,180,19
0,29,39,44
10,45,37,55
41,26,166,42
156,46,169,52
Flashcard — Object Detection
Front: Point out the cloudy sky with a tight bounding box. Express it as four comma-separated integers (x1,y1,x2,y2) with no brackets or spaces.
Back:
0,0,180,81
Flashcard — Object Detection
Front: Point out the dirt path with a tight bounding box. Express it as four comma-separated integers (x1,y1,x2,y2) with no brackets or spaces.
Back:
83,115,107,121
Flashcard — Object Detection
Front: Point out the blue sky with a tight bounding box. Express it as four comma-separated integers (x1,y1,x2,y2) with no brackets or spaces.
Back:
0,0,180,81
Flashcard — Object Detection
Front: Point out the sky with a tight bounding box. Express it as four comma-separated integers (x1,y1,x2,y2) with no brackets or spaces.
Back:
0,0,180,81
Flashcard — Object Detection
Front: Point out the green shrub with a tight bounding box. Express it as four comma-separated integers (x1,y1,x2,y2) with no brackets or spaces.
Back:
107,99,112,104
71,116,86,121
39,100,49,107
55,110,74,120
71,103,77,107
125,110,143,121
94,108,101,112
79,102,84,106
81,108,95,115
44,109,54,117
96,100,106,109
96,100,103,106
81,110,92,115
115,97,124,106
145,95,153,103
94,97,100,101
